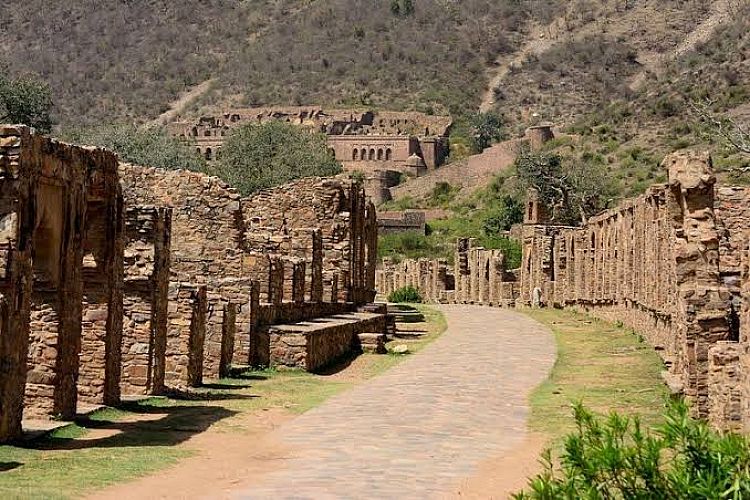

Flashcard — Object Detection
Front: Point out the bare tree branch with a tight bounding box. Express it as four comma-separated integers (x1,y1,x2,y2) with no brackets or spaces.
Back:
690,99,750,155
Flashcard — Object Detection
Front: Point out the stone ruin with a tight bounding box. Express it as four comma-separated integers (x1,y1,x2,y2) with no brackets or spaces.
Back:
376,150,750,432
0,125,384,443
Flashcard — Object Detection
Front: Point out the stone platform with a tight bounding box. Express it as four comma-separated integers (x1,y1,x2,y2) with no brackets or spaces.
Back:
268,312,387,372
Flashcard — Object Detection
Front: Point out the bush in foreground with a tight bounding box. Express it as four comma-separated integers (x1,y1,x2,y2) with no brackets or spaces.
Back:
515,402,750,499
387,286,423,304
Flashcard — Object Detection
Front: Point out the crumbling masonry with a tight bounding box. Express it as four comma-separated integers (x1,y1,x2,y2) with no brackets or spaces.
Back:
0,126,382,443
376,150,750,432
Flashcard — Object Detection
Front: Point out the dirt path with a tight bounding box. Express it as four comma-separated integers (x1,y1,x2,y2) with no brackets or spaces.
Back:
479,25,557,113
149,79,215,126
90,307,555,499
629,0,735,91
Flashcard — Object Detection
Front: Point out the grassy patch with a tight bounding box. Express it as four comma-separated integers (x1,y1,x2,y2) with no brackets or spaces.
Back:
0,305,446,499
523,309,668,447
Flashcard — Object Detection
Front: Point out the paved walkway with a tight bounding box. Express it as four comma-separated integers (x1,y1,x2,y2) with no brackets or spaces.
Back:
235,305,556,499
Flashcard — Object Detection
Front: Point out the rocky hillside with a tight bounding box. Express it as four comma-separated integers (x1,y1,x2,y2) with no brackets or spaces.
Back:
3,0,749,195
0,0,558,127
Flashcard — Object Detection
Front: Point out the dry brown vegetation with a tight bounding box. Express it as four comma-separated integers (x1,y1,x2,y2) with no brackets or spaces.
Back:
2,0,749,197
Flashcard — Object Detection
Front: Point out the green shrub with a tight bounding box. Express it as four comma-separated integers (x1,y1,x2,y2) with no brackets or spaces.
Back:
64,124,206,172
387,286,423,303
214,121,342,195
515,401,750,499
0,67,53,133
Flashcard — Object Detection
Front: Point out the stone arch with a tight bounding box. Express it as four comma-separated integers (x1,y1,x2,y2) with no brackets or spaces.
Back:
353,149,359,161
360,148,367,160
385,148,392,160
369,148,375,160
191,127,198,137
377,149,384,160
205,148,212,160
196,147,202,156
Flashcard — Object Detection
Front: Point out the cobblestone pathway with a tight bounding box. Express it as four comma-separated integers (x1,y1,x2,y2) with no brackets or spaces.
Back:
235,305,556,499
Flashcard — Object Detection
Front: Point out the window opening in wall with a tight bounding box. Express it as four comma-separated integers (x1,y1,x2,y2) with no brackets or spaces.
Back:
353,149,358,161
369,149,375,160
377,149,384,160
386,148,392,160
205,148,212,160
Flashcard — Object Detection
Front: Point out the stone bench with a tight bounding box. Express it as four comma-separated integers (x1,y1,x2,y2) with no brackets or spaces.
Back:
268,312,387,372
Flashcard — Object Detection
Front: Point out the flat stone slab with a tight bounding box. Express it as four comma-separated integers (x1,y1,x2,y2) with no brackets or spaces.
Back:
270,312,383,335
235,305,556,499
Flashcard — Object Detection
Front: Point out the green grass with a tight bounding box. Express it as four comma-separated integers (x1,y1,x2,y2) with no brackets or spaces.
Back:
0,305,447,499
523,309,669,447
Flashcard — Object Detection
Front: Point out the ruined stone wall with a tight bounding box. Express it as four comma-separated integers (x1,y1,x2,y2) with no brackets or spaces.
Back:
119,164,251,381
454,240,516,307
0,126,123,440
241,177,377,305
521,151,734,423
121,206,171,396
376,258,451,303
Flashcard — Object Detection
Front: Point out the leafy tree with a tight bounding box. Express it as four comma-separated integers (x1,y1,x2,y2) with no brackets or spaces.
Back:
471,111,504,151
481,195,524,235
215,121,342,195
514,148,613,225
0,68,53,133
448,112,505,159
515,401,750,499
64,124,206,171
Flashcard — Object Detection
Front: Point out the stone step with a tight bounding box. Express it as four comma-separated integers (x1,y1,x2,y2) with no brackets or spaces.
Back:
357,332,387,354
392,330,428,340
389,311,425,323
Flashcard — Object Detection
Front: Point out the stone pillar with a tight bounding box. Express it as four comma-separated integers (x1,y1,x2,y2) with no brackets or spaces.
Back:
666,151,731,418
121,206,171,396
165,284,207,388
292,260,306,304
0,249,32,443
268,257,284,306
311,229,324,302
330,272,339,303
219,303,236,379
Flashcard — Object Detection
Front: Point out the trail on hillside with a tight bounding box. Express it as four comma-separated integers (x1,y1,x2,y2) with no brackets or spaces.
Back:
479,26,556,113
629,0,735,91
149,79,215,126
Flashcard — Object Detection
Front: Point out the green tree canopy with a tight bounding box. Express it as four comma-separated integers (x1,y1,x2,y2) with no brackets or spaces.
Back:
214,121,342,195
471,111,504,151
515,148,614,225
64,124,206,171
0,68,53,133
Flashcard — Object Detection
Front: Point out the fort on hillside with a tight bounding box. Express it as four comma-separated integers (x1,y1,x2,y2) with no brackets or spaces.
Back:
377,150,750,433
169,106,451,171
169,107,452,203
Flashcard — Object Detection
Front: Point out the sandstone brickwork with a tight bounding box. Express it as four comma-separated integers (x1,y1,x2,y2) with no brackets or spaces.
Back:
0,126,124,441
0,126,384,443
375,150,750,432
121,206,172,395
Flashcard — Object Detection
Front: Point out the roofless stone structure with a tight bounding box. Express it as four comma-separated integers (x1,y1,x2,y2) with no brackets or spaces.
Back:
0,125,384,443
